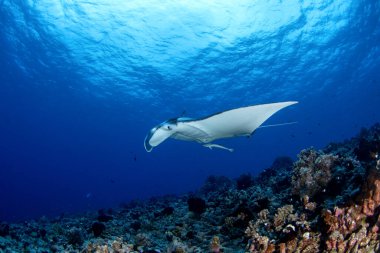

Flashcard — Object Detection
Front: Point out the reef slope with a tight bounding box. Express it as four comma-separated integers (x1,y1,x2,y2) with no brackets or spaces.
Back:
1,124,380,253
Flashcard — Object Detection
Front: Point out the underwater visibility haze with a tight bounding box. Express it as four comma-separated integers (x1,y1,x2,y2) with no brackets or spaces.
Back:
0,0,380,223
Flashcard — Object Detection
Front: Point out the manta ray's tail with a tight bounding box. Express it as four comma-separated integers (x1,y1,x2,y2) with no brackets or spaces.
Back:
259,121,298,128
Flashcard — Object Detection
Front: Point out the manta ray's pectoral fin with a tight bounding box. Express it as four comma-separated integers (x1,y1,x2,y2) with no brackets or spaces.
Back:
203,143,234,152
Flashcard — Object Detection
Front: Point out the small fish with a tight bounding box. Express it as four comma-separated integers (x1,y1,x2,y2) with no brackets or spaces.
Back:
129,151,137,162
203,143,234,152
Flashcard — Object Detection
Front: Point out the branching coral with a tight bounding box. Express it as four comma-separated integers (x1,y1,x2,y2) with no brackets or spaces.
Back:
292,149,337,199
322,167,380,252
245,209,274,253
245,206,318,253
273,205,296,232
245,227,273,253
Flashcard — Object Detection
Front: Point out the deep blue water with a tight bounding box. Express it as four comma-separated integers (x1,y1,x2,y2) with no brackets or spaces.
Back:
0,0,379,222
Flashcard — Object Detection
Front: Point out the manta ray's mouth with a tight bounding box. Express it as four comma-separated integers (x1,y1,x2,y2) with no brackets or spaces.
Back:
144,125,176,152
144,128,156,152
144,136,153,152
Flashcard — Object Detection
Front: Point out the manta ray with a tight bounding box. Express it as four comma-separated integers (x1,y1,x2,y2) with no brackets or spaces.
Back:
144,101,298,152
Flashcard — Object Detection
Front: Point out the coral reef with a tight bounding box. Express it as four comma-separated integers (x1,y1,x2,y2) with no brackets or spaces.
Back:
0,223,10,237
187,197,206,215
292,149,337,199
322,168,380,252
92,222,106,237
200,175,233,194
1,123,380,252
236,173,254,190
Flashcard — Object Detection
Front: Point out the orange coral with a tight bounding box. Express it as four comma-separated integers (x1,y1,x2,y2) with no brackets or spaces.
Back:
323,168,380,252
210,236,221,253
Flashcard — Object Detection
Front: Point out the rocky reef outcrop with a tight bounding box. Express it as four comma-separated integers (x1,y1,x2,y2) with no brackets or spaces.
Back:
245,124,380,253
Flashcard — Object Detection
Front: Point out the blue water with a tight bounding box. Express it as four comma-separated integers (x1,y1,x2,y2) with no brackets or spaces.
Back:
0,0,379,222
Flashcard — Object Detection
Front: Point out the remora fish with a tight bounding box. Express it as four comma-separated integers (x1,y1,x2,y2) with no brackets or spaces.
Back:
203,143,234,152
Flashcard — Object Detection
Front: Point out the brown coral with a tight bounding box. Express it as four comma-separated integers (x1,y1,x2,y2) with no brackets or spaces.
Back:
322,167,380,252
273,205,296,232
245,204,319,253
292,149,337,198
245,231,273,253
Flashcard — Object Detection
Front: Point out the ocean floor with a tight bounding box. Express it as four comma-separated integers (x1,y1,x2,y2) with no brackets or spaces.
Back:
1,124,380,253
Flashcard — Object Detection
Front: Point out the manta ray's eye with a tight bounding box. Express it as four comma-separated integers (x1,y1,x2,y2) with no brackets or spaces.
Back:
167,126,172,130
